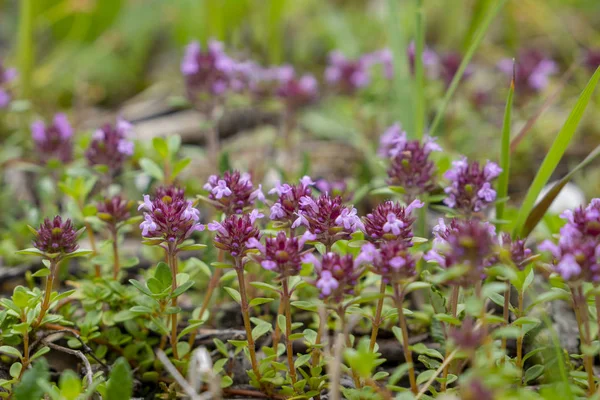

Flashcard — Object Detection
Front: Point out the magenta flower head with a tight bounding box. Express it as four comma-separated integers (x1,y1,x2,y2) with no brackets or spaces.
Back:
97,196,133,227
293,193,364,247
314,178,351,201
363,199,423,243
584,49,600,72
203,170,264,215
325,51,370,94
181,40,238,98
33,216,79,255
248,231,315,279
304,252,363,301
407,41,439,77
275,66,318,110
356,241,416,284
363,49,394,79
448,317,486,352
85,118,134,174
496,233,532,270
539,199,600,282
425,218,497,286
498,49,557,93
208,210,263,259
138,186,204,247
269,176,315,225
443,157,501,214
31,113,74,164
381,123,441,199
0,61,17,108
438,52,473,87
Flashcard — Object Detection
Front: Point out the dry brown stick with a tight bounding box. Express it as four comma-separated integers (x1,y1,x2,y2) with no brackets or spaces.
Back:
44,341,93,387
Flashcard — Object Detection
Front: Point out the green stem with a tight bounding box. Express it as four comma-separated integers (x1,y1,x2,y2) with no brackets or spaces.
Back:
17,0,35,100
441,285,459,391
167,247,179,360
111,228,120,280
393,284,417,394
369,280,387,352
33,258,58,329
516,290,524,370
282,278,297,385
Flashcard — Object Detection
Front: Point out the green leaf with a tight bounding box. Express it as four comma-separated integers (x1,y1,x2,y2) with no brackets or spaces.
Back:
171,280,195,298
32,268,50,277
154,262,172,286
0,346,22,359
294,353,312,368
9,362,22,379
59,370,81,400
106,358,133,400
30,346,50,361
15,248,44,257
129,279,153,297
224,287,241,304
152,137,169,159
172,158,192,179
13,359,49,400
250,281,280,293
496,66,515,227
411,343,444,360
211,262,233,269
249,298,275,307
404,281,430,294
252,323,272,341
177,243,206,252
139,158,164,181
513,66,600,238
291,301,318,312
524,364,544,384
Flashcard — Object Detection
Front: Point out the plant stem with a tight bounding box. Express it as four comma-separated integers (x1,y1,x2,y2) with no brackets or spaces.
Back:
393,283,418,394
282,278,297,385
111,228,120,280
168,248,179,360
441,285,459,391
337,306,362,389
34,258,58,328
272,298,285,356
17,0,35,100
572,285,596,395
311,312,323,368
516,290,524,369
501,284,511,353
235,260,262,383
369,280,387,352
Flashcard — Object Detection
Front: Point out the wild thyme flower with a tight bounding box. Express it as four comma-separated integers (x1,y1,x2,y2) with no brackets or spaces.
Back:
248,231,315,278
443,157,501,213
293,193,364,246
497,233,532,270
363,49,394,79
208,211,263,259
356,241,416,284
304,252,362,301
381,123,441,198
498,49,557,93
438,52,473,87
407,41,439,77
97,196,133,226
325,51,370,94
0,61,17,108
460,379,494,400
363,199,423,243
33,216,79,255
425,218,497,286
85,118,134,173
203,170,264,215
539,199,600,281
448,317,486,351
31,113,74,164
269,176,315,224
138,186,204,246
275,67,318,110
585,49,600,72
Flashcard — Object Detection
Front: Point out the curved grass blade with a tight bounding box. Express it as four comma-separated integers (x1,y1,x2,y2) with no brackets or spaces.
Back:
428,0,507,137
522,144,600,237
414,0,425,139
513,66,600,238
495,62,515,229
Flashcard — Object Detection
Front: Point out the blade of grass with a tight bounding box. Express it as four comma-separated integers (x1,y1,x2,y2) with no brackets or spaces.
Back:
414,0,425,139
386,0,414,135
17,0,35,100
513,66,600,238
495,61,515,229
522,144,600,237
428,0,507,137
266,0,287,64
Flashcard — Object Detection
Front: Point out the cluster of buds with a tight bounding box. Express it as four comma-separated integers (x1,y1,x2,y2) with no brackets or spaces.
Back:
293,193,364,247
379,123,441,199
443,157,501,214
208,210,263,260
85,118,135,173
438,52,473,87
498,49,557,94
303,252,362,301
97,196,133,230
275,67,319,110
0,61,17,108
363,199,423,243
585,48,600,72
539,199,600,281
406,41,440,77
31,113,74,164
356,241,416,284
494,233,532,270
269,176,315,225
203,170,264,215
248,231,315,279
425,218,497,286
139,186,203,247
33,216,79,255
448,317,486,352
325,51,371,94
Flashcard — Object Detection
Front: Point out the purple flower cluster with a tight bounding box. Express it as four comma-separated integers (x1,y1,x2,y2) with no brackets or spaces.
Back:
449,317,486,351
443,157,501,213
97,196,133,226
585,48,600,72
498,49,557,93
325,51,371,94
303,252,363,301
406,42,439,77
85,118,134,173
0,61,17,108
269,176,315,225
379,123,441,198
363,199,423,243
539,199,600,282
425,218,497,286
33,216,79,255
208,210,263,259
497,233,532,270
292,193,364,247
138,186,204,246
274,67,319,110
203,170,264,215
248,231,315,278
356,241,416,284
31,113,74,164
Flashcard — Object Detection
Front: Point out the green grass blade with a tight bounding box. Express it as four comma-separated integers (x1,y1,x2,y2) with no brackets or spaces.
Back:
386,0,414,135
495,63,515,229
414,0,425,139
428,0,507,137
522,144,600,238
513,66,600,238
17,0,35,100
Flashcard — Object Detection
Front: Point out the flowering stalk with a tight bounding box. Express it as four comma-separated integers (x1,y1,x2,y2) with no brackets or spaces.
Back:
392,283,418,394
571,284,596,395
515,289,525,369
441,285,459,391
33,258,59,328
281,278,297,384
168,244,180,359
272,298,286,356
369,279,387,352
